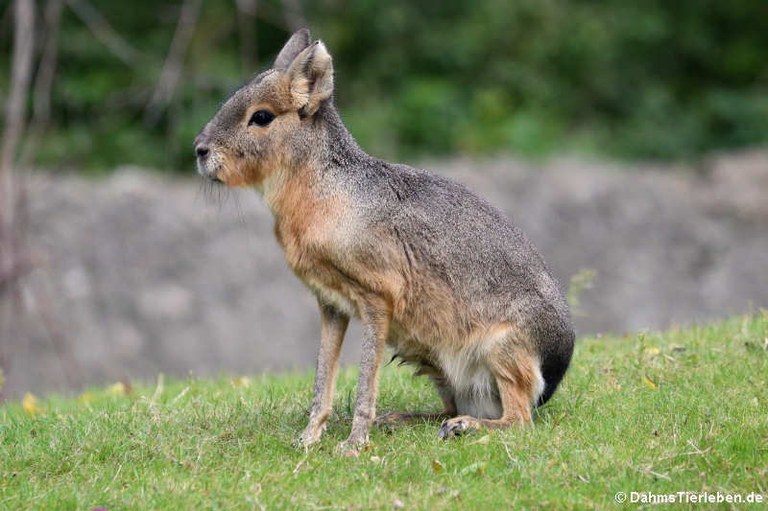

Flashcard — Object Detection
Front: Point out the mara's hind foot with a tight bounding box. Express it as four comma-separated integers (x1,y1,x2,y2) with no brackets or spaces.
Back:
437,414,530,439
438,415,478,439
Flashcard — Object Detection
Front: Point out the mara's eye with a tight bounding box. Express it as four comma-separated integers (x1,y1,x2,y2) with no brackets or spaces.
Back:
248,109,275,127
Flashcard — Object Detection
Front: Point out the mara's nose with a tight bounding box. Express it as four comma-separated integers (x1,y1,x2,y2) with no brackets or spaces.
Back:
195,144,210,159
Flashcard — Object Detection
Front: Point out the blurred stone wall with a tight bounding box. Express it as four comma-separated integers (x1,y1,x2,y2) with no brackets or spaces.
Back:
2,150,767,398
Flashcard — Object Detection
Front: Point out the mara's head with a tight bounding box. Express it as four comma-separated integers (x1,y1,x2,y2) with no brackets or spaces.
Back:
194,29,333,187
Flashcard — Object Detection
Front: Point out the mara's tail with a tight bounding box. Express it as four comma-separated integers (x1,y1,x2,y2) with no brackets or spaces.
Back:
535,332,575,407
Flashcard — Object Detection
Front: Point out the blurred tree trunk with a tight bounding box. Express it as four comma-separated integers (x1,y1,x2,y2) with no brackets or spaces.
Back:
144,0,203,127
19,0,65,168
32,0,65,130
0,0,35,393
66,0,140,66
1,0,35,286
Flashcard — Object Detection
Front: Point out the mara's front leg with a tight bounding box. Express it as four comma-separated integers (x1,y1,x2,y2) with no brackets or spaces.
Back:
297,301,349,448
337,298,390,455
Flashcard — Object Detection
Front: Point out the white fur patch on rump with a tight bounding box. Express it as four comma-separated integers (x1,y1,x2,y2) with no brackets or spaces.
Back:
437,326,545,419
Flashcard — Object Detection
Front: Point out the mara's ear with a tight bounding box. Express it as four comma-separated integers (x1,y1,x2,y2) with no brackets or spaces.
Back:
273,28,311,70
286,41,334,117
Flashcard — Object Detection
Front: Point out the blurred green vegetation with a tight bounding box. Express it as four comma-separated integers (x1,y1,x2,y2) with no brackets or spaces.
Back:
1,0,767,173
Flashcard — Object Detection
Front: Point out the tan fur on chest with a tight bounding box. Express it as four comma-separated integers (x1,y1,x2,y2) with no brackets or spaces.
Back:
269,170,373,316
270,170,340,271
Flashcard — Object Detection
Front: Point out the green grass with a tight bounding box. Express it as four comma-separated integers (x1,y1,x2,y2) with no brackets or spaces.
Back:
2,314,767,510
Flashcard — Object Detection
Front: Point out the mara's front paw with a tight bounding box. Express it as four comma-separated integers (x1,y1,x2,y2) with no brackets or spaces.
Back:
335,436,368,457
294,425,324,450
438,416,477,439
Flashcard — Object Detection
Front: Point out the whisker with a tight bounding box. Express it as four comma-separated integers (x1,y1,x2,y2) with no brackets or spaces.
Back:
196,177,228,208
194,178,210,206
217,184,228,212
230,190,247,227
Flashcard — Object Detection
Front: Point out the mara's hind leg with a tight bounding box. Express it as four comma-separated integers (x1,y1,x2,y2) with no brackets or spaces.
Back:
375,368,457,426
438,347,541,439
